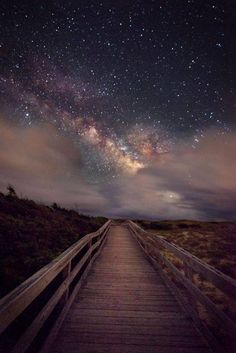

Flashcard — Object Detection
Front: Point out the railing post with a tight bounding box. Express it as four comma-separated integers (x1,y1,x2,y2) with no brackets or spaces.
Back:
184,263,198,313
89,238,93,263
59,261,71,308
100,230,104,244
99,230,102,242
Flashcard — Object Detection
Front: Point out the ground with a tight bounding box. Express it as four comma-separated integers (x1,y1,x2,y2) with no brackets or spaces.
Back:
137,219,236,279
0,189,107,298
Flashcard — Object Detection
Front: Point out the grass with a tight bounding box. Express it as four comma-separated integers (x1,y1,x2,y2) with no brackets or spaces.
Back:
137,219,236,279
0,188,107,298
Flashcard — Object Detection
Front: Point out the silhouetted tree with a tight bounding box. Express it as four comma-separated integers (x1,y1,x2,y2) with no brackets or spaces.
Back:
52,202,60,210
7,185,17,198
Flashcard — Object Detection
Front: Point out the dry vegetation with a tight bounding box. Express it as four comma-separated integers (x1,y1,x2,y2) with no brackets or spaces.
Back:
137,219,236,279
0,187,107,298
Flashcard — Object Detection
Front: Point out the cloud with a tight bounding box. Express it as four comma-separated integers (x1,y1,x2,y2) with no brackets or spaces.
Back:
105,132,236,220
0,119,235,220
0,119,108,212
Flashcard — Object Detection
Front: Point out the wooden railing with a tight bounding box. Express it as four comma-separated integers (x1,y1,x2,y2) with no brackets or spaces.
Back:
0,220,112,353
127,220,236,353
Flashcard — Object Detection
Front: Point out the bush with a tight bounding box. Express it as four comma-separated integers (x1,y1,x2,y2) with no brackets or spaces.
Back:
0,189,107,297
150,222,173,230
178,223,190,229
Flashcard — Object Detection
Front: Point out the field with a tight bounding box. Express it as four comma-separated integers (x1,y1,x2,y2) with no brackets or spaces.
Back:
137,219,236,279
0,187,107,298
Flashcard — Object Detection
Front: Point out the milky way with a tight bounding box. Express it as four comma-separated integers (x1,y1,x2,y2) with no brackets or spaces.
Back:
0,59,175,179
0,0,235,183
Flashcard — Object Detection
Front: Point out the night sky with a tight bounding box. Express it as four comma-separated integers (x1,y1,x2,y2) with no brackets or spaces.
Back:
0,1,235,219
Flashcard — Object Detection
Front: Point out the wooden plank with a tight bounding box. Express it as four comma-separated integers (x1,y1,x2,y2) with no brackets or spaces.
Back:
51,343,210,353
95,265,154,271
78,288,175,298
81,288,175,296
70,308,188,319
50,332,207,346
83,279,166,286
77,296,178,305
67,315,195,327
61,323,198,336
88,275,158,281
81,284,171,291
91,269,156,274
76,303,181,312
54,335,206,347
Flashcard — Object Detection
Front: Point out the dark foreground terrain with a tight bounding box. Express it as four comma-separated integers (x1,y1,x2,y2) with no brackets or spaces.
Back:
0,188,106,298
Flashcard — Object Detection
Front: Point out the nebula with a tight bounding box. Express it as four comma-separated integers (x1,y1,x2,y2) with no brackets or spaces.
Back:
0,0,234,219
1,69,172,176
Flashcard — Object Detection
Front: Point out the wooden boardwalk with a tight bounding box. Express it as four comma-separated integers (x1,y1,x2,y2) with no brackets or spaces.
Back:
49,225,211,353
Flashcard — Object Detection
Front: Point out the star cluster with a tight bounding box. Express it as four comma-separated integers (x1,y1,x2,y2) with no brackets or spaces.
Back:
0,0,235,181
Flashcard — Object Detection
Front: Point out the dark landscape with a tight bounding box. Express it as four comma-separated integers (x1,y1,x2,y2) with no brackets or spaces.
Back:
1,187,235,315
1,192,235,352
0,187,106,298
138,219,236,279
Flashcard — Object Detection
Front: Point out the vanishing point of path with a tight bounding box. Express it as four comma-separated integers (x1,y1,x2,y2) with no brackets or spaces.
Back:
50,225,211,353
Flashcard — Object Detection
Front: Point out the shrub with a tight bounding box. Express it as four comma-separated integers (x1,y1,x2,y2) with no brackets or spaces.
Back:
0,189,107,297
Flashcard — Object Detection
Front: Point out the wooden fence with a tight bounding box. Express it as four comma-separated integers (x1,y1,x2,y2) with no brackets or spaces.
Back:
0,220,112,353
127,220,236,353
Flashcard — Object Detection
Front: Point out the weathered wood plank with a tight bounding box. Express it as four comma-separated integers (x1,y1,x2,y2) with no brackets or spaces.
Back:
52,332,207,345
70,308,188,319
67,314,196,327
81,288,176,297
51,343,210,353
76,303,182,312
61,323,198,336
78,297,178,305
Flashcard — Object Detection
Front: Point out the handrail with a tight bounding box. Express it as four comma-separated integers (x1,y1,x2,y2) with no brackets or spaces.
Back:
127,220,236,352
0,220,112,353
128,220,236,298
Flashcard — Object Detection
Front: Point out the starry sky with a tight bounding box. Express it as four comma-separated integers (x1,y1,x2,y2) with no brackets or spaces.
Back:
0,1,235,219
